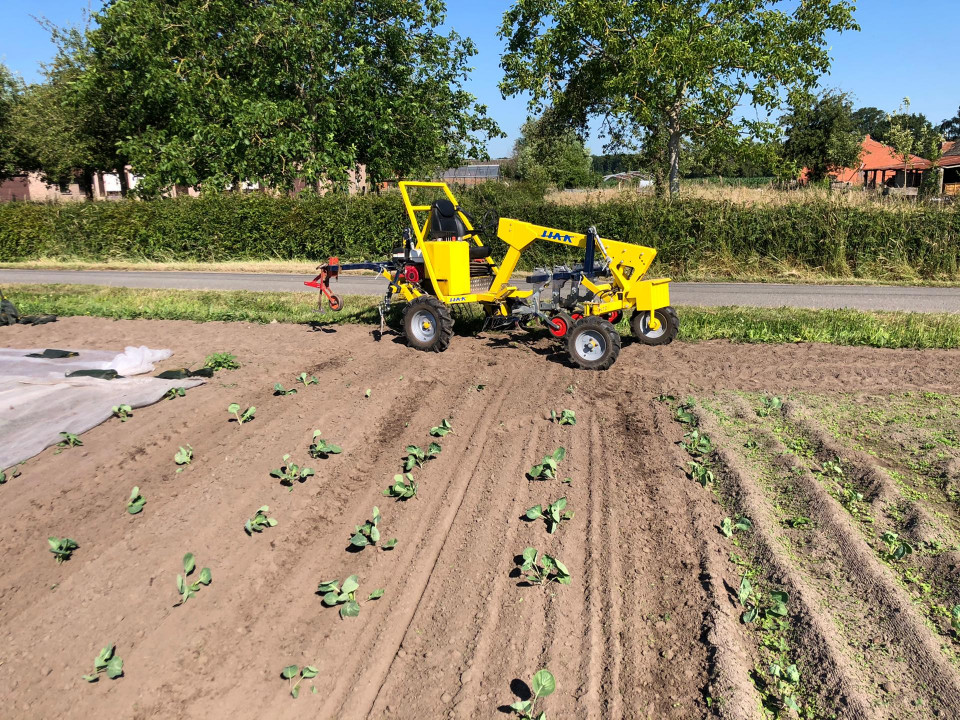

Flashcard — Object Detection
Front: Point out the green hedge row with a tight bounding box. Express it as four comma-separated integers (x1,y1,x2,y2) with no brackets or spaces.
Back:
0,185,957,277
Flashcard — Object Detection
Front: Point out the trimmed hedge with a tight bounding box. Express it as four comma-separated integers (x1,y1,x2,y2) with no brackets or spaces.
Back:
0,185,957,278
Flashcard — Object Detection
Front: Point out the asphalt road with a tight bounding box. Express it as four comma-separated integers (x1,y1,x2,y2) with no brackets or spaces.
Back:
2,268,959,313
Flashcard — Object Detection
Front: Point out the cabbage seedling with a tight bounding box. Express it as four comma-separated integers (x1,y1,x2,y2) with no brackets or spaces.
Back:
228,403,256,424
48,537,78,563
271,454,315,488
81,644,123,682
297,372,318,386
687,460,714,487
281,664,319,698
174,444,193,472
675,400,696,425
525,497,574,534
682,429,712,455
951,605,960,634
273,383,297,396
175,552,212,606
245,506,277,535
720,515,752,538
57,431,82,448
528,447,566,480
550,409,576,426
880,531,913,562
518,547,571,586
317,575,383,618
404,443,440,471
509,668,556,719
349,506,397,550
126,486,146,515
0,463,22,485
165,387,186,400
309,430,342,459
756,395,783,417
112,404,133,422
429,419,453,437
383,473,418,500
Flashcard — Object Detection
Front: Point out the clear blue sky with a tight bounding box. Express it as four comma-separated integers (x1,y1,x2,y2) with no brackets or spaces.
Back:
2,1,957,157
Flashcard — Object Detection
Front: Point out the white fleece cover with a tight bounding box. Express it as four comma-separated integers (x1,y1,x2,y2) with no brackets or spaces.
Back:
0,347,203,470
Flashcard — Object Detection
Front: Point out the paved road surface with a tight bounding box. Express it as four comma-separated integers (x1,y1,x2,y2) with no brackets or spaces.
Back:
1,268,958,313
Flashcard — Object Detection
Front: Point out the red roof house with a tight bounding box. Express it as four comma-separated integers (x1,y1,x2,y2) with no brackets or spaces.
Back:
826,134,932,187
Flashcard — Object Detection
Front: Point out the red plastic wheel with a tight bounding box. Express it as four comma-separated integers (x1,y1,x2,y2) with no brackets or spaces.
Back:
547,316,568,338
571,312,583,321
606,310,621,324
328,294,343,311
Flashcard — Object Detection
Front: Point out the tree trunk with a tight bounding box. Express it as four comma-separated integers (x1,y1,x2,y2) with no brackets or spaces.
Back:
667,109,682,197
118,166,130,198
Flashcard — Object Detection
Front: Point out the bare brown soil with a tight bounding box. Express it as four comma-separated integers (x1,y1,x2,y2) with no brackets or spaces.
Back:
1,317,959,720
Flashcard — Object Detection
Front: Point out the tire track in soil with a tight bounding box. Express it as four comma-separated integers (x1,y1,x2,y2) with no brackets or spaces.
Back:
702,397,960,718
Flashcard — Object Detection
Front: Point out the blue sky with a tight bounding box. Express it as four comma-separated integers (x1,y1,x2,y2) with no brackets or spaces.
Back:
2,1,957,157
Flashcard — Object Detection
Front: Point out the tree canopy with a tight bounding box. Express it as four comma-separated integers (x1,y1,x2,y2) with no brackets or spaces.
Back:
781,90,863,182
512,111,597,189
78,0,501,195
940,106,960,142
499,0,858,196
0,64,24,181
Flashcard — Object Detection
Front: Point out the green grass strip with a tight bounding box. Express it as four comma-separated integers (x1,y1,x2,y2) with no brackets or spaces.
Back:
6,284,960,350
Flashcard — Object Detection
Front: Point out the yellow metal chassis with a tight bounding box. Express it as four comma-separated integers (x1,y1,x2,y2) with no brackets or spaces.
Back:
387,181,672,329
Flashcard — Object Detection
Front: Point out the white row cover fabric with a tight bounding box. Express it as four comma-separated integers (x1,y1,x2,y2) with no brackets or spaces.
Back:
0,347,203,470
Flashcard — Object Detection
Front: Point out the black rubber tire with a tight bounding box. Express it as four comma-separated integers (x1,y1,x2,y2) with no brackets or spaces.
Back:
631,306,679,346
547,312,573,338
403,296,454,352
566,316,621,370
328,294,343,311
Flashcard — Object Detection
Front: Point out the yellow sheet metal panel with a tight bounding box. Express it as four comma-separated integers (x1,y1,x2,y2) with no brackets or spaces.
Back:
423,241,470,296
626,278,671,310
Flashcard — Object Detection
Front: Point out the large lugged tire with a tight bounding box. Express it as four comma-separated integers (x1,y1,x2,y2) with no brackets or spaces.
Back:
631,306,679,346
403,296,454,352
566,316,621,370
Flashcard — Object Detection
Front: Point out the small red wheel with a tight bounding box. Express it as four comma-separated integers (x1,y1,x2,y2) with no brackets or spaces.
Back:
571,312,583,321
328,294,343,311
547,312,572,338
606,310,621,324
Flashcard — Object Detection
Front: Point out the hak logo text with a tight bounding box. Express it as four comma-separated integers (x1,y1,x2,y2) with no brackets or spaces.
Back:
541,230,575,243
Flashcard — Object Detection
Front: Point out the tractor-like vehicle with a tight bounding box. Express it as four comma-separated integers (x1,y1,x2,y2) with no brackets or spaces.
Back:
306,181,678,369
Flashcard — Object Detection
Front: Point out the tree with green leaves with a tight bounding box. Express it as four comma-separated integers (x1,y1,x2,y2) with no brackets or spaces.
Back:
78,0,501,195
939,107,960,142
0,64,25,180
781,90,864,182
513,111,597,190
851,107,888,142
499,0,858,196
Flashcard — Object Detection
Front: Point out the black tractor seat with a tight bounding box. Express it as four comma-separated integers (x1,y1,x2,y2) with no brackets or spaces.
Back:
468,244,491,260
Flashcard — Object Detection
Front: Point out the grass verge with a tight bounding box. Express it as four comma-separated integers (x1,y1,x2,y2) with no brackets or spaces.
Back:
5,283,960,350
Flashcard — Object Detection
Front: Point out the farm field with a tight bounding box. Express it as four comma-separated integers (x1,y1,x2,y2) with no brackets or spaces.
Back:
2,317,960,719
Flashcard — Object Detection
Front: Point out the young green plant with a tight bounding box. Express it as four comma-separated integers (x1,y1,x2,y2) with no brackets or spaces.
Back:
281,664,319,698
81,644,123,682
48,537,79,563
57,431,82,449
383,473,418,500
525,497,574,534
165,387,186,400
720,515,752,538
682,429,713,455
317,575,383,618
429,419,453,437
509,668,556,719
245,506,278,535
517,548,571,586
174,444,193,472
126,486,146,515
175,552,212,605
112,404,133,422
404,443,440,471
309,430,342,459
297,372,318,386
273,383,297,396
271,454,315,488
528,448,566,480
550,409,576,426
228,403,256,424
349,507,397,550
204,352,240,370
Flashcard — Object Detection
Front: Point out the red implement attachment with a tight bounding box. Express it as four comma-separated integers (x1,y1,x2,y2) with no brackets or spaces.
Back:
305,257,343,312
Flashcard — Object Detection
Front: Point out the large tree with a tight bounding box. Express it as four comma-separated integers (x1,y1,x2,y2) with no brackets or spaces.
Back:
513,111,597,189
781,90,863,182
939,106,960,142
499,0,858,196
0,64,24,180
79,0,501,195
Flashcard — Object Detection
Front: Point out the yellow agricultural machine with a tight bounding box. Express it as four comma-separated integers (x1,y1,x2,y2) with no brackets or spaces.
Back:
306,181,677,370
